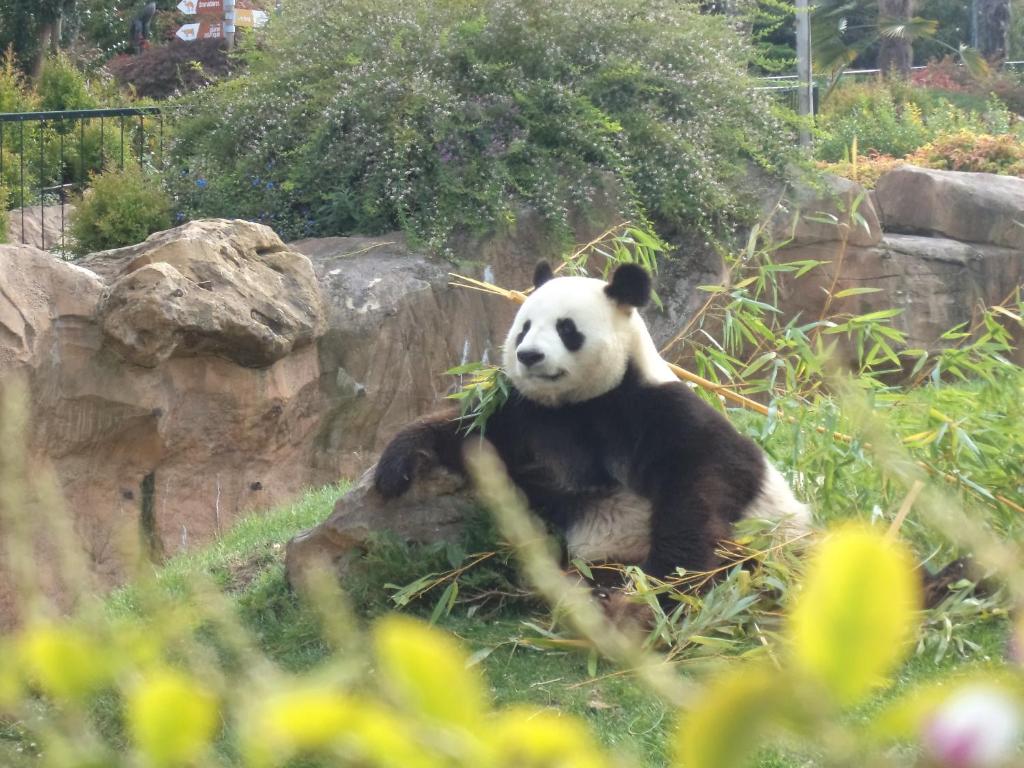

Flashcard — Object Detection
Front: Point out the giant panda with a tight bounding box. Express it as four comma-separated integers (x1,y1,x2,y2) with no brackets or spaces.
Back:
374,261,810,582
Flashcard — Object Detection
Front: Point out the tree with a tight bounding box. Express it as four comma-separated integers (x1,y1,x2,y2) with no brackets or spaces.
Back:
878,0,914,76
0,0,76,77
977,0,1011,61
811,0,986,90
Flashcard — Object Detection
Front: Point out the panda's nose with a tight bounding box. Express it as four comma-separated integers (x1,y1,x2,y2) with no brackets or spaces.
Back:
517,348,545,367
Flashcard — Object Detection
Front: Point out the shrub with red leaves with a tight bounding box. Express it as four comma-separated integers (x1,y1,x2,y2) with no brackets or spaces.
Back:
106,38,236,99
911,57,970,92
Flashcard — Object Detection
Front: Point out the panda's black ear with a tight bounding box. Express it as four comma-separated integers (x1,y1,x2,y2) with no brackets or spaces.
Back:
533,261,554,289
605,263,651,308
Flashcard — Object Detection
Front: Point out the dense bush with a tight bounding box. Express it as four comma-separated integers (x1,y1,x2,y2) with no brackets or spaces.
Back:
37,53,97,112
168,0,795,251
907,130,1024,175
69,166,172,255
815,85,930,162
815,81,1017,162
107,39,235,99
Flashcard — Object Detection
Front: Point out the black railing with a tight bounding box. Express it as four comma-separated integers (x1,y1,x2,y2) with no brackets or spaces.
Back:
0,107,163,254
754,82,820,115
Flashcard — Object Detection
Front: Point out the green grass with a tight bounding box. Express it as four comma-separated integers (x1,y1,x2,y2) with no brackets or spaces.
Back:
104,481,1011,768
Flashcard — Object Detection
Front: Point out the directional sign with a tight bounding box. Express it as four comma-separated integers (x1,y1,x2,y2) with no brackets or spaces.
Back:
234,7,268,27
175,20,223,40
176,0,224,15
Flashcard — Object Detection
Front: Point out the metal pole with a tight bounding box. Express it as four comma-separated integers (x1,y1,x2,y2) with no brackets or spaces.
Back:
796,0,812,148
971,0,979,49
224,0,235,50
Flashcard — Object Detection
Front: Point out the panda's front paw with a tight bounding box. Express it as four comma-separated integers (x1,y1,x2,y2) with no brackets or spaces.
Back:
374,446,418,498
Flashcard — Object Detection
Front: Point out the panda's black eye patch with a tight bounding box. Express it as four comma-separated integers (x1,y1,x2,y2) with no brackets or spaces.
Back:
515,320,531,346
556,318,585,351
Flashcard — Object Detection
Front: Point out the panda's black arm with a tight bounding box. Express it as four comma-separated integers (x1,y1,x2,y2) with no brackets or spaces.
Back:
374,410,471,498
627,382,764,579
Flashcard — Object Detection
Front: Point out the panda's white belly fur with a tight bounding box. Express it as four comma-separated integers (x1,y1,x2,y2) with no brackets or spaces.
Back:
565,459,810,565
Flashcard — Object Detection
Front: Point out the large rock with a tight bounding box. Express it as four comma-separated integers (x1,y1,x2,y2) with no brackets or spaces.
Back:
769,173,883,248
0,219,599,624
775,233,1024,366
6,204,74,251
0,224,335,627
875,165,1024,249
83,219,326,368
285,464,474,586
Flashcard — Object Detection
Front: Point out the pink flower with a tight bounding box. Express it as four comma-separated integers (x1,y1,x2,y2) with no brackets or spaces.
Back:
923,686,1022,768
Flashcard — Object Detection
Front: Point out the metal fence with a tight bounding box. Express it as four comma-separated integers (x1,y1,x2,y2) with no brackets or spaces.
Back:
0,106,163,253
755,81,820,115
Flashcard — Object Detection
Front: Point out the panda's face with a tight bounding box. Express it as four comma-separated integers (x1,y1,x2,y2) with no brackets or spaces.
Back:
503,262,654,407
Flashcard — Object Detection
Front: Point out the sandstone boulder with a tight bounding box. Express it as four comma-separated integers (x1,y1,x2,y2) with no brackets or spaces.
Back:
775,233,1024,366
769,173,882,248
285,464,474,586
6,204,74,251
81,219,326,368
295,235,515,477
875,166,1024,249
0,227,336,627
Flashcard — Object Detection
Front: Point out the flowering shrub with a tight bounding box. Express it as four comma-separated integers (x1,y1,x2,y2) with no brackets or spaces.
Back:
168,0,795,251
906,131,1024,176
911,57,973,92
69,166,172,255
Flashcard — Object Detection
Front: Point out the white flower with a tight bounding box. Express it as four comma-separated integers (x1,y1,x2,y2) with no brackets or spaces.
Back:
922,685,1023,768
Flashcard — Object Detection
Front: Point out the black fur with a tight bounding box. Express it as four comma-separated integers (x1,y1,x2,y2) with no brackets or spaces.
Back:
533,261,554,288
516,319,532,348
555,318,585,352
604,264,651,308
375,365,765,578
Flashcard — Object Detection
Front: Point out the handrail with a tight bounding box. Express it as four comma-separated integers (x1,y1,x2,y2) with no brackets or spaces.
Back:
0,107,161,123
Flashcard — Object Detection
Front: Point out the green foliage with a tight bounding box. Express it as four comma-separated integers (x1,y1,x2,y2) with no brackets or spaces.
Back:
0,0,74,74
816,152,905,189
907,130,1024,175
815,81,1017,162
815,84,930,161
168,0,795,251
69,166,172,255
37,52,96,111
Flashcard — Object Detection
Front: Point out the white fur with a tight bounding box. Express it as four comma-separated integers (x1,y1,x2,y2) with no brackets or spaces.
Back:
503,276,674,407
743,461,812,537
566,491,652,564
564,458,809,564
